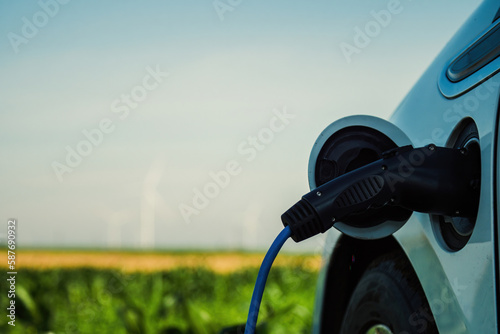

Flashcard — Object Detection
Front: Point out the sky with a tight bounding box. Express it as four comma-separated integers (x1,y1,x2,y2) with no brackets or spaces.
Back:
0,0,483,252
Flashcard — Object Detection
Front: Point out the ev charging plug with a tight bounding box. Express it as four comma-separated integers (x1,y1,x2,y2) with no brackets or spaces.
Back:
281,144,480,242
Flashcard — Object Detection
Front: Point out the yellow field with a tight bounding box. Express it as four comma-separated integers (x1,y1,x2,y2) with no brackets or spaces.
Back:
6,250,322,274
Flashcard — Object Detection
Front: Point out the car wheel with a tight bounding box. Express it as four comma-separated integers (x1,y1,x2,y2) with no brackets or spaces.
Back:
339,252,439,334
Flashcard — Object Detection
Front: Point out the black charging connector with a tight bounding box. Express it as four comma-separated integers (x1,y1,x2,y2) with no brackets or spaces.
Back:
281,144,480,242
242,142,480,334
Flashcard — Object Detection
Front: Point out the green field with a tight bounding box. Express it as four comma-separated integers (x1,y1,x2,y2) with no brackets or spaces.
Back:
1,252,319,333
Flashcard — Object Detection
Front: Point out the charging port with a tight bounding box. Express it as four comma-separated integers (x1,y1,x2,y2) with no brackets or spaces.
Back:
432,119,481,251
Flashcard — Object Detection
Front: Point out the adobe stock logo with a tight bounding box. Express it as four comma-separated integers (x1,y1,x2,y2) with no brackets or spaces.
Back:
213,0,243,21
178,107,295,224
51,65,169,182
7,0,71,54
339,0,409,64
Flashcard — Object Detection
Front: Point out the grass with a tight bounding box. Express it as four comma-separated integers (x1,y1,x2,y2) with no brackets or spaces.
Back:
0,250,320,333
11,250,321,273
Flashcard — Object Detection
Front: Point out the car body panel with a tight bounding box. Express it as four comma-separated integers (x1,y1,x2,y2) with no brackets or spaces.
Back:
314,0,499,332
390,0,498,331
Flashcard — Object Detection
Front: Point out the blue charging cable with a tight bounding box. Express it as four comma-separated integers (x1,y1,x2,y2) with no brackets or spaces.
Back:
244,226,292,334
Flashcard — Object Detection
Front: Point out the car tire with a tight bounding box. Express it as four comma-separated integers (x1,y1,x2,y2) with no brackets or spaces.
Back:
339,251,439,334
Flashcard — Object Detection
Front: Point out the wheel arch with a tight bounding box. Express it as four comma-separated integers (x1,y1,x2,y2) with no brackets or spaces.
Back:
317,234,413,333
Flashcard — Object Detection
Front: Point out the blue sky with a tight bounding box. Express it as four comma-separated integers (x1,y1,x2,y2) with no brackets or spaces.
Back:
0,0,482,251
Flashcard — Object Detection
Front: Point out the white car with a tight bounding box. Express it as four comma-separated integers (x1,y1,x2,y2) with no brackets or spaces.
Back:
311,1,500,333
